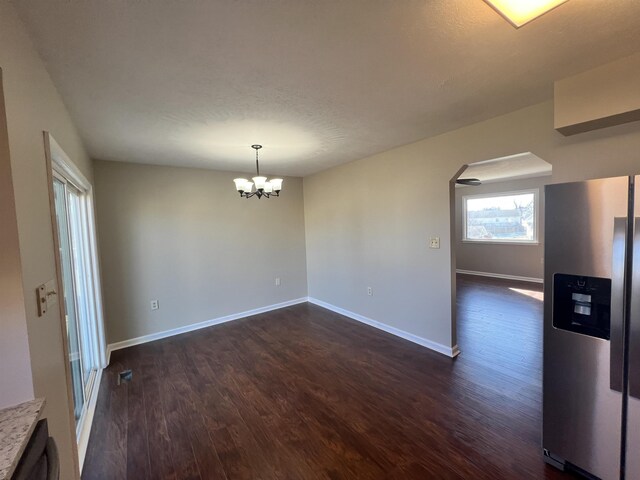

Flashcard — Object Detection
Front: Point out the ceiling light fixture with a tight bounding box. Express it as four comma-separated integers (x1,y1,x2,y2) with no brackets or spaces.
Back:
456,178,482,186
233,145,283,199
484,0,569,28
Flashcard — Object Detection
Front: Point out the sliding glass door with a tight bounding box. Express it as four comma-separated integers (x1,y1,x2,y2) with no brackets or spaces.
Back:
53,176,98,427
47,133,106,469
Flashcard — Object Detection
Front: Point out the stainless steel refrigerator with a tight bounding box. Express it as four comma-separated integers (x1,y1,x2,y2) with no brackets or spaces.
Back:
543,175,640,480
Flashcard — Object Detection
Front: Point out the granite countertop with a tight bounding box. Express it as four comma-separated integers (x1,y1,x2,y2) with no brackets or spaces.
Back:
0,398,46,480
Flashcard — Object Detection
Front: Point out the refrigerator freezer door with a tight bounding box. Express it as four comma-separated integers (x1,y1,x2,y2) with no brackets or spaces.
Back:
627,397,640,480
543,177,627,480
630,216,640,400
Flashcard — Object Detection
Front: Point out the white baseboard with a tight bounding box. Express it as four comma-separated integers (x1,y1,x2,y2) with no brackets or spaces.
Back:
106,297,308,355
77,366,102,473
307,297,459,358
456,269,543,284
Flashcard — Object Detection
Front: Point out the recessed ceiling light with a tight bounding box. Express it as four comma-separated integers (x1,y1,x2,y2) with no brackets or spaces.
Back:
484,0,569,28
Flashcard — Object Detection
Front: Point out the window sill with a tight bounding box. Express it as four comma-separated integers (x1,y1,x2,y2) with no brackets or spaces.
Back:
462,240,540,246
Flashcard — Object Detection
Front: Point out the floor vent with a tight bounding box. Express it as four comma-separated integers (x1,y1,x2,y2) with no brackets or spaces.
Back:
117,370,133,385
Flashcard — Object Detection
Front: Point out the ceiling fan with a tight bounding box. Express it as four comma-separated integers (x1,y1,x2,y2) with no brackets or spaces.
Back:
456,178,482,186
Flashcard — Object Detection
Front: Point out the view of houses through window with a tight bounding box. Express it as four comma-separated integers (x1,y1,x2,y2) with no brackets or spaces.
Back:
463,190,537,243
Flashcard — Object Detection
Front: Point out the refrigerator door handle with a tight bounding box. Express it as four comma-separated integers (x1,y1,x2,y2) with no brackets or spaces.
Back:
611,217,627,392
630,217,640,399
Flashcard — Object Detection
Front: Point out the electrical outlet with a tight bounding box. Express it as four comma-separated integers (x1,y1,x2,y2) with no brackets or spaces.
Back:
429,236,440,249
367,286,373,296
275,277,281,286
150,299,159,310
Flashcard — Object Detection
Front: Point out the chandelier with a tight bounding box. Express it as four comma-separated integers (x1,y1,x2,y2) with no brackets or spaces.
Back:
233,145,283,199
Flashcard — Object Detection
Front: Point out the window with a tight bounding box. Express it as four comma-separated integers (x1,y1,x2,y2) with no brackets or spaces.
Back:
463,189,538,244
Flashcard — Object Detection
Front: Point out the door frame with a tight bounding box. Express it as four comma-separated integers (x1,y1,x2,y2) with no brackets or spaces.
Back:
44,132,107,471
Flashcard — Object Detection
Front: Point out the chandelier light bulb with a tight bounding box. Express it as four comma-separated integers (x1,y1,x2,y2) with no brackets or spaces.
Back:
252,176,267,190
270,178,283,192
233,178,248,192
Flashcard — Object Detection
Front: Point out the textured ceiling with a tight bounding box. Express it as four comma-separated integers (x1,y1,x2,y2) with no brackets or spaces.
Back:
13,0,640,176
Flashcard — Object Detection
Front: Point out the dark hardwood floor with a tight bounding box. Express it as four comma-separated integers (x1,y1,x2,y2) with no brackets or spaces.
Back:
83,275,575,479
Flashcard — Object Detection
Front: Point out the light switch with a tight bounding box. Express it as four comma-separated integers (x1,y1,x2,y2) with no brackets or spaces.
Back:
430,237,440,249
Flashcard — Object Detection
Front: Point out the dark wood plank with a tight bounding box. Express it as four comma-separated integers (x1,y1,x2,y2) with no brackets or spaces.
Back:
83,355,128,480
125,348,151,479
81,363,114,480
83,276,579,479
140,342,177,480
156,342,202,480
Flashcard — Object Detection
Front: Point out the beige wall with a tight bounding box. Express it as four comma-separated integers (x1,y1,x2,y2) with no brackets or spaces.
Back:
304,100,640,350
455,176,550,280
93,160,308,344
0,69,34,407
0,3,94,478
555,52,640,135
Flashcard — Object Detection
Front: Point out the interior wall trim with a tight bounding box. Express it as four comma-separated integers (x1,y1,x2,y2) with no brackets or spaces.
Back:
77,366,102,473
456,269,543,284
105,296,461,363
307,297,460,358
106,297,308,358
